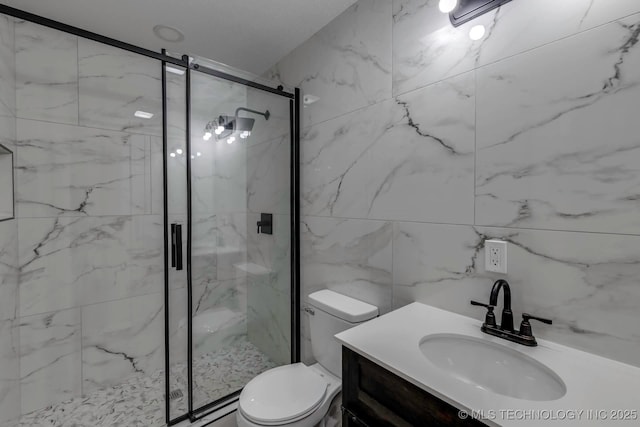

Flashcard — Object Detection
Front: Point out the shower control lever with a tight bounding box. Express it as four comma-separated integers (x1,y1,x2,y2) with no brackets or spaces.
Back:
257,213,273,235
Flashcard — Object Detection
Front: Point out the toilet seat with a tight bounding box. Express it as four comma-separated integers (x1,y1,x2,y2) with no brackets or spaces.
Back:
239,363,328,425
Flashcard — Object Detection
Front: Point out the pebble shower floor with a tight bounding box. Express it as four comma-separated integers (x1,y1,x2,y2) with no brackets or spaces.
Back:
17,339,276,427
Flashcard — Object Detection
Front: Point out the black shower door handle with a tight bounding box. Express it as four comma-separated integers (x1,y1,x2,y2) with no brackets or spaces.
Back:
171,223,176,267
171,223,183,271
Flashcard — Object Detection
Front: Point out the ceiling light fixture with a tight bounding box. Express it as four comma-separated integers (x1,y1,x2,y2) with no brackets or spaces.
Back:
176,148,183,155
153,25,185,43
469,25,486,40
134,110,154,119
448,0,514,27
439,0,458,13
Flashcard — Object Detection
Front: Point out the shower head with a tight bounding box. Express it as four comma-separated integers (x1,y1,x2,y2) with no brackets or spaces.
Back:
203,107,270,142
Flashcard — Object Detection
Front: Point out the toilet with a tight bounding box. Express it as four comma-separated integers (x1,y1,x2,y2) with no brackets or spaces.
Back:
237,290,378,427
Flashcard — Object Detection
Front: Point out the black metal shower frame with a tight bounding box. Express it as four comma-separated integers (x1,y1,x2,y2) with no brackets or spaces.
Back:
0,4,301,426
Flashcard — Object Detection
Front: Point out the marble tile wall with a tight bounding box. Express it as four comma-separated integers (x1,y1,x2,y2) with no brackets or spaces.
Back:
0,14,19,427
9,18,166,416
265,0,392,128
270,0,640,366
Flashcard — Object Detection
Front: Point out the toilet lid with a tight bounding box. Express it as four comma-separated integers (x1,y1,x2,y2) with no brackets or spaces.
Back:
239,363,328,424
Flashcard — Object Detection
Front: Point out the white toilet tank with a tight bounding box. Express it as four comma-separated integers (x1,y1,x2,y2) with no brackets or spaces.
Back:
307,290,378,378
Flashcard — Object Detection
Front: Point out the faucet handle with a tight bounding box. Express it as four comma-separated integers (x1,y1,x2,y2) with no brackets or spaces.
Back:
519,313,552,338
470,300,491,308
522,313,552,325
470,300,497,328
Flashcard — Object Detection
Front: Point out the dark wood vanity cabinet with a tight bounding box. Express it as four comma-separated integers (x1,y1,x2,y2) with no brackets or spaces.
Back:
342,347,487,427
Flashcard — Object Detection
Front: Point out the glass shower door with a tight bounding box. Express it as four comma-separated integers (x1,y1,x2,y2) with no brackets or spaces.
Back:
188,68,293,413
159,60,297,421
165,60,190,422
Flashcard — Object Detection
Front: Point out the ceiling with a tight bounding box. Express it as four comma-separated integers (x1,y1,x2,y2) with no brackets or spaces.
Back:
1,0,357,74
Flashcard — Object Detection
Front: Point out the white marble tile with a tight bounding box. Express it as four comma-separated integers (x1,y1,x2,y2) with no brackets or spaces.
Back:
299,216,391,363
190,140,217,216
0,151,13,220
130,136,151,215
301,100,392,218
216,213,247,281
392,0,493,95
16,119,142,217
370,72,475,223
0,100,14,152
247,213,291,365
150,136,164,215
0,14,15,115
0,102,15,222
19,308,82,415
78,39,162,136
191,213,219,288
247,271,291,365
168,285,188,363
302,216,393,314
15,20,78,124
81,292,164,392
166,145,188,217
303,72,475,224
247,135,290,215
193,278,247,319
123,214,164,296
18,215,163,317
393,222,640,367
164,67,187,217
192,307,247,360
392,0,640,96
0,220,18,321
269,0,392,127
476,14,640,234
0,318,19,426
475,0,640,68
166,66,187,143
213,134,247,214
392,222,494,313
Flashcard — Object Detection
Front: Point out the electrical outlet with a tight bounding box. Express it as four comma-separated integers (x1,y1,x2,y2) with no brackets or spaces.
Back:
485,240,507,274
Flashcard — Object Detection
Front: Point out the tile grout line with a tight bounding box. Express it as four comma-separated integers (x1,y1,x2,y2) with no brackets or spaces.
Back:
299,214,640,238
473,68,477,227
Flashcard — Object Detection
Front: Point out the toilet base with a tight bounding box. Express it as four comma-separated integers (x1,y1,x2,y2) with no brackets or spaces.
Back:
237,364,341,427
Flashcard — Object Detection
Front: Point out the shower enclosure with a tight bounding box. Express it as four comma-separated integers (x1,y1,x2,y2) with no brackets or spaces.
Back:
0,5,299,427
165,57,299,423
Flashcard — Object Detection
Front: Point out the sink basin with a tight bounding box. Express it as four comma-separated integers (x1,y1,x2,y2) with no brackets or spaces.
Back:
419,334,566,401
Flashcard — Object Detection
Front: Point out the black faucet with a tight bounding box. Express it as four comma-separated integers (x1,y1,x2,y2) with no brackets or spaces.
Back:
471,279,552,347
489,279,514,332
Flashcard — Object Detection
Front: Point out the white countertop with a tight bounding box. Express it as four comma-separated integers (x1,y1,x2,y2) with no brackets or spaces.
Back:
335,303,640,426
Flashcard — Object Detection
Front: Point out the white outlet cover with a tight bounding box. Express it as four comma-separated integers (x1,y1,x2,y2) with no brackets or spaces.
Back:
485,239,507,274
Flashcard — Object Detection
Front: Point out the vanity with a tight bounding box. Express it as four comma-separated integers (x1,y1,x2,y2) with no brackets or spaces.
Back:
336,303,640,426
